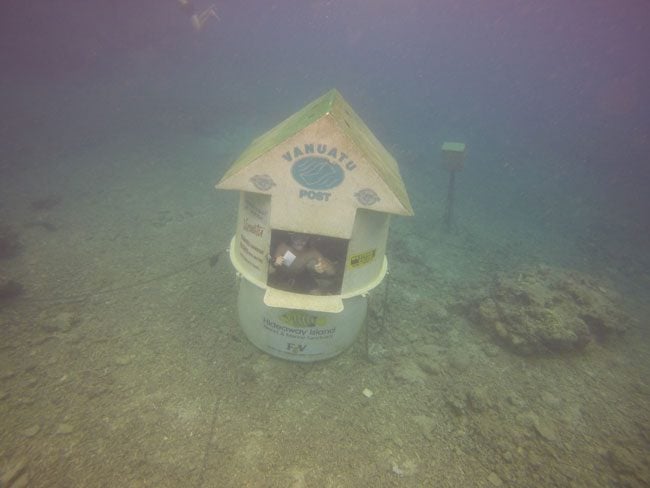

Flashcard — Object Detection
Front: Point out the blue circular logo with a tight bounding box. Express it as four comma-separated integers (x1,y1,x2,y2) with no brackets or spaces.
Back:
291,156,344,190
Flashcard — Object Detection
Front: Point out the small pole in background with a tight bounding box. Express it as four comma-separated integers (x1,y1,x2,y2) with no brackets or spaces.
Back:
441,141,466,232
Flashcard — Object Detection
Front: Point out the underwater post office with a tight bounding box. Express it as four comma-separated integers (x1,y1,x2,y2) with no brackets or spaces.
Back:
216,88,413,361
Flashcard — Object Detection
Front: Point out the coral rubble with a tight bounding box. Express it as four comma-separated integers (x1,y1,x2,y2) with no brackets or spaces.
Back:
476,265,629,355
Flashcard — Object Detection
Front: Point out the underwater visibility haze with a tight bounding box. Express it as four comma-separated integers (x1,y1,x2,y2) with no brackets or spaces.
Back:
0,1,649,486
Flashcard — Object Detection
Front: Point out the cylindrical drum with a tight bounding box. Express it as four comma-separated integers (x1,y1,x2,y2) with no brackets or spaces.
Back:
237,277,367,362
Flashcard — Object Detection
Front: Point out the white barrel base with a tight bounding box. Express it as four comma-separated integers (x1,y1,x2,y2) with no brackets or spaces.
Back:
237,277,367,362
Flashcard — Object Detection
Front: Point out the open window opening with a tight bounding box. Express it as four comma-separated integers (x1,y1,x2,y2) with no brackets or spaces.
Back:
267,230,348,295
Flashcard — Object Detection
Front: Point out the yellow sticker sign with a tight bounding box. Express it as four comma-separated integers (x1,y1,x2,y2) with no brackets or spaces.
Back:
279,311,327,328
349,249,376,268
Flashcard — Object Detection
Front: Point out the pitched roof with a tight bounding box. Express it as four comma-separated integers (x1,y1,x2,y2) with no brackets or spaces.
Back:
217,88,413,216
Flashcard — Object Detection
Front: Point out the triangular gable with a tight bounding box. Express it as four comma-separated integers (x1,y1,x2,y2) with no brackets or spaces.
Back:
216,89,413,239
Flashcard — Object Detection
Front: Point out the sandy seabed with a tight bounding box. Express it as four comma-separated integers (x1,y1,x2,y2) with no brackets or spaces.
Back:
1,113,649,488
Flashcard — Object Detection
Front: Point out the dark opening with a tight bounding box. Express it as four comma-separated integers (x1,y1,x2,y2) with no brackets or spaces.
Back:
267,230,347,295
